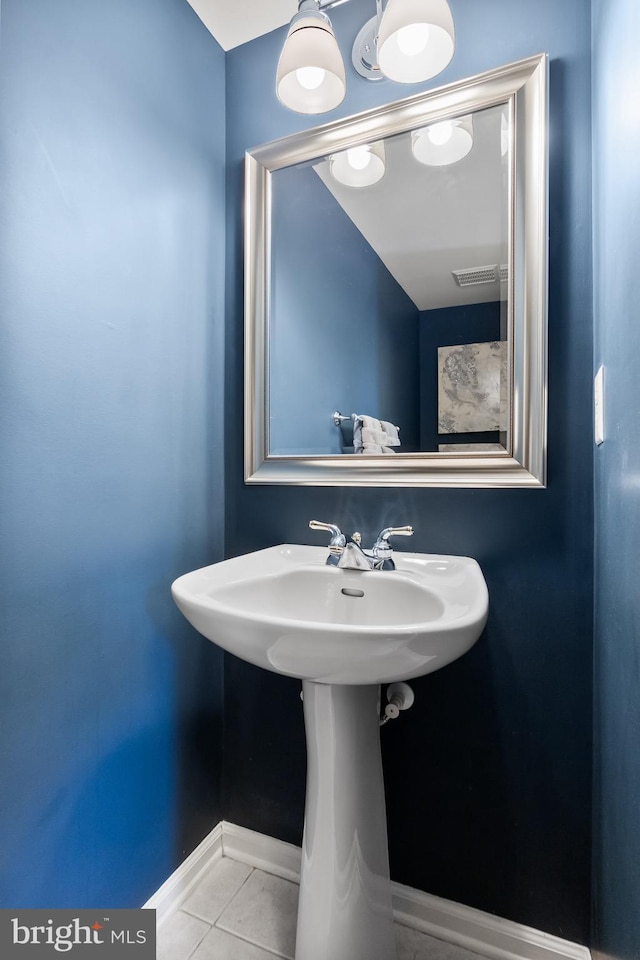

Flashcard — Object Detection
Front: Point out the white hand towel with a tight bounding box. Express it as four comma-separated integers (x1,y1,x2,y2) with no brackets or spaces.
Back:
356,443,396,455
380,420,400,446
353,415,399,453
362,426,388,446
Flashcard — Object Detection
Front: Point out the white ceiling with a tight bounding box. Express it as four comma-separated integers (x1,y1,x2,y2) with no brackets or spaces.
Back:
185,0,295,51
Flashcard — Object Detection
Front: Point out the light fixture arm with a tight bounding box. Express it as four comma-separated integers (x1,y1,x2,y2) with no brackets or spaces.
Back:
315,0,354,11
315,0,380,16
351,0,386,81
291,0,331,27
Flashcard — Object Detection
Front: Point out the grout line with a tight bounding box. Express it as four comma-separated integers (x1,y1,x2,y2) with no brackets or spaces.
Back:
212,865,256,927
181,865,256,927
213,922,292,960
179,905,213,924
213,865,295,960
178,913,211,960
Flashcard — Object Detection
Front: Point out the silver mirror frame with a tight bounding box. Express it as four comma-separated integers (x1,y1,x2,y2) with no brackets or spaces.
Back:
245,54,548,488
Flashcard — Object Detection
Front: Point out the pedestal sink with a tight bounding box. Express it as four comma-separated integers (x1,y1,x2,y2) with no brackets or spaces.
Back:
172,544,488,960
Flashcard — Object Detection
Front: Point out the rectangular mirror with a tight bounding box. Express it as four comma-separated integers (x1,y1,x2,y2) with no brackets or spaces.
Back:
245,54,547,487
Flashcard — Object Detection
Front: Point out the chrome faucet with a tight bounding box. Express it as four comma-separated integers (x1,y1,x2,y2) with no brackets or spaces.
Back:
308,520,347,566
309,521,413,570
368,526,414,569
336,532,373,571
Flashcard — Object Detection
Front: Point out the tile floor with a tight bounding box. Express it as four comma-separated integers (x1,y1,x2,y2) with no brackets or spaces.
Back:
157,855,489,960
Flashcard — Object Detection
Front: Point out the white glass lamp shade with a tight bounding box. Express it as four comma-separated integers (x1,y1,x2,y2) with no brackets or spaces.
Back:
411,116,473,166
276,16,346,114
329,141,386,187
378,0,455,83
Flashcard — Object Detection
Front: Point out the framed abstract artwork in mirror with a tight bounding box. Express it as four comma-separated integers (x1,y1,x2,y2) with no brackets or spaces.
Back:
245,54,548,487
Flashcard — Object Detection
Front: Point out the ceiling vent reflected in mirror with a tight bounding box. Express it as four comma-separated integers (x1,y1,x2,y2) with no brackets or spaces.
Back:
452,264,502,287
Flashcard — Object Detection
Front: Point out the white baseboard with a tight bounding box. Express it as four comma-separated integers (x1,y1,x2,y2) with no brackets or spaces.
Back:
390,880,590,960
220,821,302,884
142,822,223,927
144,820,591,960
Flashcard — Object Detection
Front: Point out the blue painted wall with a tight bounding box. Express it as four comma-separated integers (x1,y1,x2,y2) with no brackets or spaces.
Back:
224,0,593,940
1,0,616,941
419,301,502,450
592,0,640,956
0,0,226,907
270,162,419,454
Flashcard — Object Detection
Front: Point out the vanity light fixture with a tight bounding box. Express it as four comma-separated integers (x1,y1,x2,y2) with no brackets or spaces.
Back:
377,0,455,83
411,115,473,165
276,0,347,114
329,141,386,186
277,0,456,115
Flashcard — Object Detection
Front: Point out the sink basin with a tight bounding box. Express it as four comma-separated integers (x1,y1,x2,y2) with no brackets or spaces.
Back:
171,544,488,685
173,542,489,960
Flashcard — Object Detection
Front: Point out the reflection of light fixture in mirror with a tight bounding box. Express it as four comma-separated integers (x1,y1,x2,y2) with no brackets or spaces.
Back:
377,0,455,82
276,0,346,114
329,141,386,187
411,115,473,166
279,0,456,113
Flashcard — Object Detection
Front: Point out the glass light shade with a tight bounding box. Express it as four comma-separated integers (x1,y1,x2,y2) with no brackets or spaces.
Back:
329,141,386,187
411,115,473,166
378,0,455,83
276,16,346,114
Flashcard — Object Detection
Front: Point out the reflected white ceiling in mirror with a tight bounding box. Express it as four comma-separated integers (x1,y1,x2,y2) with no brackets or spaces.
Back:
313,102,507,310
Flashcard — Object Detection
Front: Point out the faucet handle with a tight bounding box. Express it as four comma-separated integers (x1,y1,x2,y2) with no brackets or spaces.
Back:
373,525,414,559
309,520,346,549
309,520,347,566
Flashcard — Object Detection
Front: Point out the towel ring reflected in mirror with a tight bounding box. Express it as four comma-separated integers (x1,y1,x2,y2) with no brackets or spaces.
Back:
245,54,548,488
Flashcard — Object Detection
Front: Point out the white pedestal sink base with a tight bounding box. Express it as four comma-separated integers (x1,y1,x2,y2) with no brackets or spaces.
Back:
172,545,488,957
295,682,397,960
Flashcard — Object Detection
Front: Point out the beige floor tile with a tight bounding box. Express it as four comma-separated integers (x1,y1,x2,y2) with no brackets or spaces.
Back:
216,869,298,959
182,857,253,923
157,909,210,960
193,925,283,960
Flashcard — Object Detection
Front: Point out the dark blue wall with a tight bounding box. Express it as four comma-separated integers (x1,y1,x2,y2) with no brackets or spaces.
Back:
419,301,502,450
0,0,226,907
224,0,593,941
270,163,419,454
592,0,640,956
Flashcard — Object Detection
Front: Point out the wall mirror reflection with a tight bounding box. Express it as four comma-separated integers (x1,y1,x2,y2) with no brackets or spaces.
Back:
245,54,548,487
